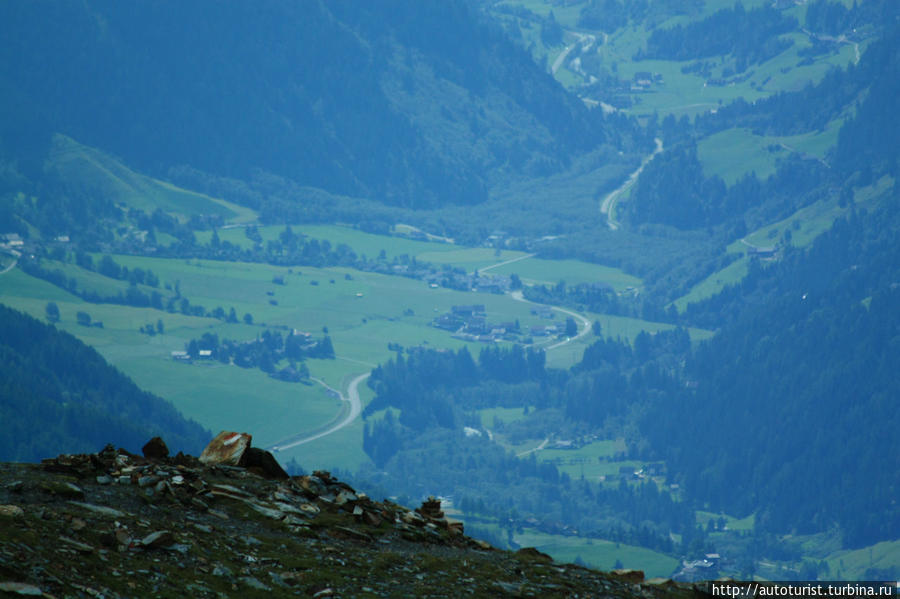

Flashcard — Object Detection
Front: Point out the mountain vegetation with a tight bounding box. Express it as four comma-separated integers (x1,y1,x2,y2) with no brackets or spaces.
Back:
0,304,209,462
1,0,899,583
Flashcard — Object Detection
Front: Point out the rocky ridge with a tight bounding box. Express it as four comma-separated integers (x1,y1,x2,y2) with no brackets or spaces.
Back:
0,433,706,598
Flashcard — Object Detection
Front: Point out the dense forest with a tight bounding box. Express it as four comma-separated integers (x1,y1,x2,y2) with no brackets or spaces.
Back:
639,3,797,71
0,305,209,462
0,0,614,211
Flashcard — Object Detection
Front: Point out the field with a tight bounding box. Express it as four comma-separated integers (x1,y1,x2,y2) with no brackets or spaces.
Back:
46,134,253,223
696,510,755,533
514,529,680,578
496,0,864,119
488,256,642,290
825,540,900,581
697,124,841,186
1,245,715,472
535,439,633,481
477,407,532,429
203,223,646,291
673,175,894,312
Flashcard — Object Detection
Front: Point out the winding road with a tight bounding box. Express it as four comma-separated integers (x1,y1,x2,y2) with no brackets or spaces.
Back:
600,138,663,230
275,261,593,450
267,372,370,451
0,249,20,275
510,290,592,352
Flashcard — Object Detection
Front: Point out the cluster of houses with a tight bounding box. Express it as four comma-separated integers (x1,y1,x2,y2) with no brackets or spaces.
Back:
631,71,664,91
674,554,723,582
431,304,522,343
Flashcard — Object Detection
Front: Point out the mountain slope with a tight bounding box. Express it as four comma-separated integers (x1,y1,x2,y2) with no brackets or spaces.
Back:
0,304,209,461
0,0,609,210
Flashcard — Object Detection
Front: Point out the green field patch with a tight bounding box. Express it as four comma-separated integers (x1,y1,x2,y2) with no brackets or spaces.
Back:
673,255,750,313
825,540,900,581
46,134,240,220
96,255,594,371
535,439,629,481
544,311,713,369
675,175,892,313
478,407,533,429
697,510,755,532
698,125,841,185
514,528,679,578
491,257,642,290
0,267,368,459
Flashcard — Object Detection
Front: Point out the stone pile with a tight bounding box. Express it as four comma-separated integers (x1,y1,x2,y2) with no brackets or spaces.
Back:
36,432,467,544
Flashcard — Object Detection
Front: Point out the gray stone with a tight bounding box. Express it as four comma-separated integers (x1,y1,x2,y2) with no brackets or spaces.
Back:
140,530,174,549
0,582,44,596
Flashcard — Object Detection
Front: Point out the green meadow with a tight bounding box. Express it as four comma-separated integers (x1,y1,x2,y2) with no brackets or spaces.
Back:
488,256,642,290
535,439,631,481
825,540,900,581
495,0,863,118
673,175,894,312
697,124,841,185
46,134,253,223
696,510,755,533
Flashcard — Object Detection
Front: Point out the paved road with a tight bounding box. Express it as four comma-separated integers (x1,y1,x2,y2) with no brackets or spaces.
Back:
0,250,20,275
551,32,594,75
510,290,591,353
600,138,663,230
517,437,549,457
479,253,535,274
268,372,370,451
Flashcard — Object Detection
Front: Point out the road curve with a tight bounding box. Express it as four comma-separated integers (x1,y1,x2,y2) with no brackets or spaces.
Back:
269,372,370,451
600,138,663,230
510,290,591,352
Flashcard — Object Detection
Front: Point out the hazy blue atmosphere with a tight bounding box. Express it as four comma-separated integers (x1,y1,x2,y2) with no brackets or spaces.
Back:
1,0,898,584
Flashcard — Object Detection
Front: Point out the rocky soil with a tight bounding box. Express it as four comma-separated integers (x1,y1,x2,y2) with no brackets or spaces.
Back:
0,434,708,598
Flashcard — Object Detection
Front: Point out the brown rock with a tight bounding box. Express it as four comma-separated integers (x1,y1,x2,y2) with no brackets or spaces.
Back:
142,437,169,460
199,431,252,466
516,547,553,563
416,496,443,519
140,530,174,549
0,505,25,518
239,447,288,479
611,569,645,583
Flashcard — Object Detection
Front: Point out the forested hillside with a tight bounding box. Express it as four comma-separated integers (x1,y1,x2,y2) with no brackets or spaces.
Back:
0,305,209,462
0,0,612,210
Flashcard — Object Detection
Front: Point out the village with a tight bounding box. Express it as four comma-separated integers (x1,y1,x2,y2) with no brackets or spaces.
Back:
430,303,572,345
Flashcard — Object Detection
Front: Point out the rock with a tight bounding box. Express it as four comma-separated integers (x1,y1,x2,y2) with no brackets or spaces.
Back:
137,475,159,488
0,505,24,518
611,569,645,583
416,496,443,519
95,475,113,485
312,588,334,597
141,437,169,460
279,572,304,587
239,447,289,479
446,518,464,536
115,529,132,547
0,582,44,596
68,501,127,518
41,481,84,498
59,535,94,553
139,530,174,549
239,576,271,591
515,547,553,563
199,431,252,466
